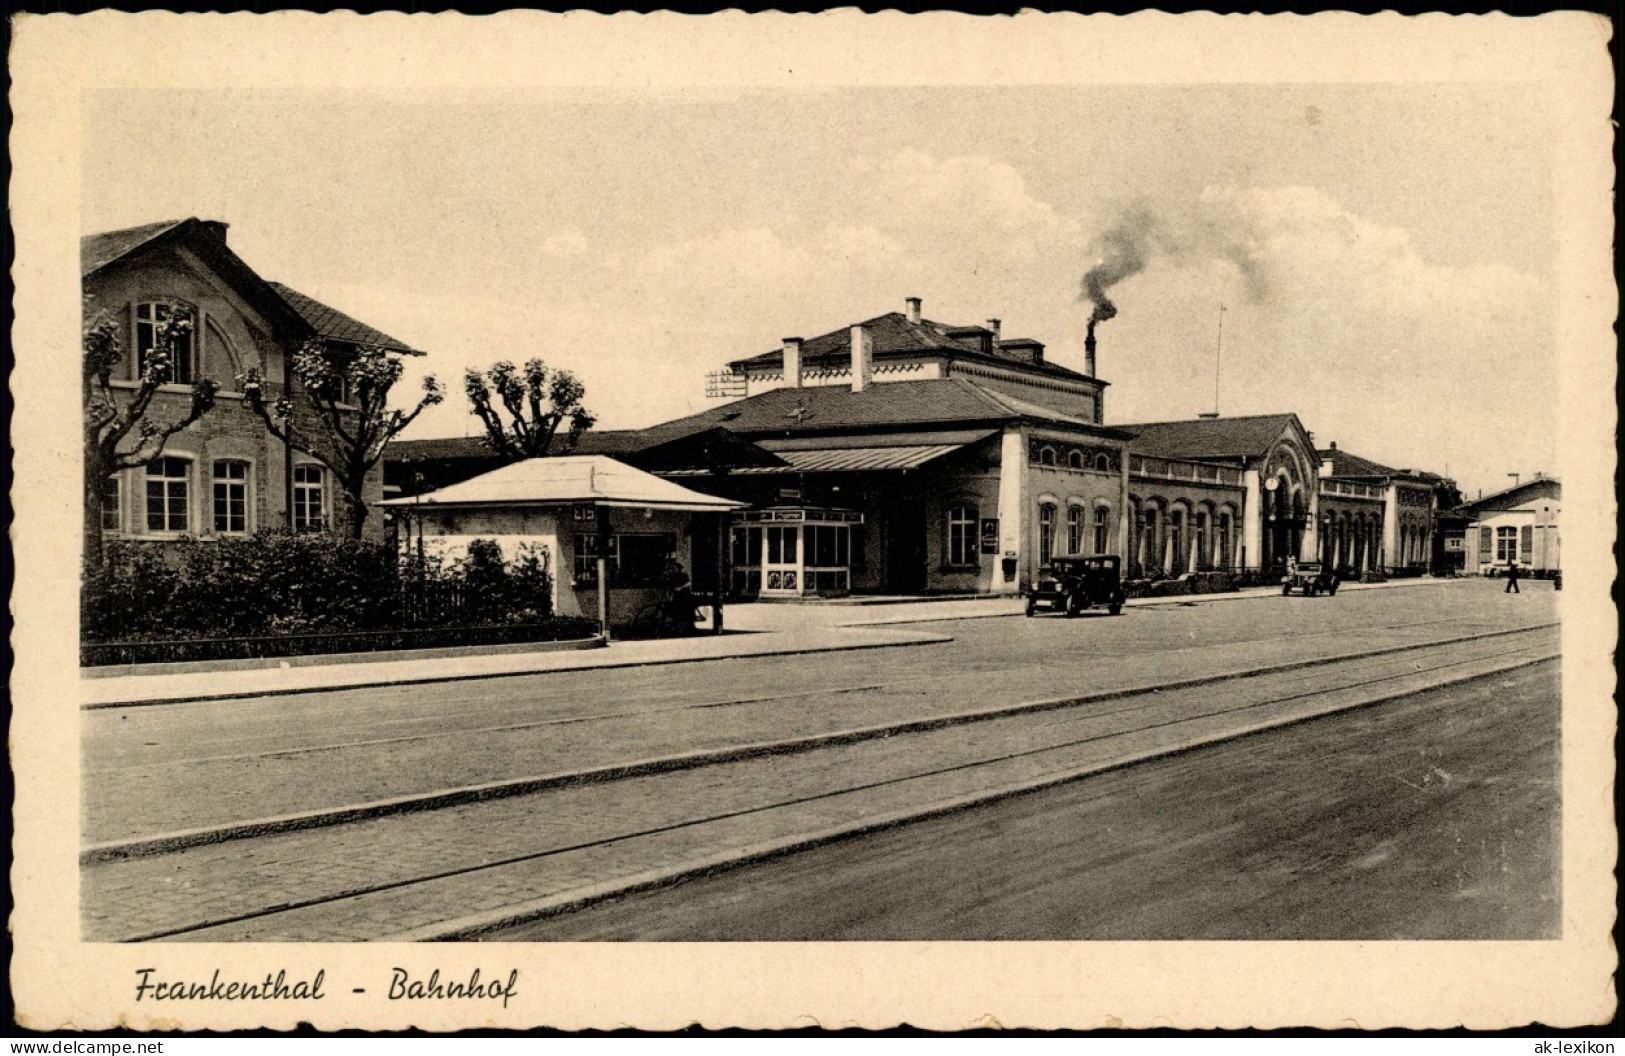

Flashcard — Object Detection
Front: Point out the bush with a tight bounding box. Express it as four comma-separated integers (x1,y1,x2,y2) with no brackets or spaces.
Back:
83,532,559,650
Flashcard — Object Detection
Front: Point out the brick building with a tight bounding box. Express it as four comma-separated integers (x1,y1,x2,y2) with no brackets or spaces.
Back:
84,218,421,545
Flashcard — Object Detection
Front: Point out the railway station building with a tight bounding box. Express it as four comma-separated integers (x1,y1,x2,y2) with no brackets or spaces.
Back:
386,297,1452,599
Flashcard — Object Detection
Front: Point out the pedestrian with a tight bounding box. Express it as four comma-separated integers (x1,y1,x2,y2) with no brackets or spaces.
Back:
1505,559,1521,593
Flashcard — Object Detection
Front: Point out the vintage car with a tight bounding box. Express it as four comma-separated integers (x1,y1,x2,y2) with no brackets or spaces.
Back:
1026,555,1127,617
1281,560,1339,597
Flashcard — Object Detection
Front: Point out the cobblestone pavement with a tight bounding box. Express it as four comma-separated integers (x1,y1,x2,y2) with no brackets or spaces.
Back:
82,624,1557,941
503,662,1561,942
84,580,1556,842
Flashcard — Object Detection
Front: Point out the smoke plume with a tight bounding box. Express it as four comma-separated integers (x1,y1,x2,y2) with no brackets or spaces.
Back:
1080,198,1270,339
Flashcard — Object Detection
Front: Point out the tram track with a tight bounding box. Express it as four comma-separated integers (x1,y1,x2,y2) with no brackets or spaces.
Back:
84,627,1559,942
83,621,1554,863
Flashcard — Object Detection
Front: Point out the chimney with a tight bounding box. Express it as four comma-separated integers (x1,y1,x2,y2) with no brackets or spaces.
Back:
1330,440,1338,451
850,324,873,392
905,297,922,325
199,220,229,244
985,318,1001,341
782,337,803,388
1084,329,1097,377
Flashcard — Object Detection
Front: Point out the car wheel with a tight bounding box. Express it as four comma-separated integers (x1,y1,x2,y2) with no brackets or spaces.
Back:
1108,602,1122,616
1065,594,1083,618
1282,584,1292,596
1025,598,1037,617
1328,582,1339,596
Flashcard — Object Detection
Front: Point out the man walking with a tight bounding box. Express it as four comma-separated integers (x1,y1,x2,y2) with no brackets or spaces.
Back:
1505,559,1521,593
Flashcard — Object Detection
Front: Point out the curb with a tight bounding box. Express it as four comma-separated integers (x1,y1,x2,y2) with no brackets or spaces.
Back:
81,621,1557,865
81,629,953,710
81,634,606,680
384,652,1560,941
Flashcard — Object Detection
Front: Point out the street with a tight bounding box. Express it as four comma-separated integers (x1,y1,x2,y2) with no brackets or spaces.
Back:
81,578,1561,941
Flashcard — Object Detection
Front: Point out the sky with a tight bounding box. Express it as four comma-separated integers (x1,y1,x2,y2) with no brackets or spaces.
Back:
82,84,1558,499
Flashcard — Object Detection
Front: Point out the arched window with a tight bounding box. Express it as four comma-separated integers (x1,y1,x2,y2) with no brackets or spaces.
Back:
946,503,978,567
293,464,327,533
212,460,251,534
1194,511,1209,570
1217,511,1233,569
1067,449,1084,470
135,301,198,384
1066,505,1084,554
1038,502,1057,565
1094,453,1112,472
1168,509,1185,573
145,456,192,533
1038,446,1057,467
1093,505,1110,555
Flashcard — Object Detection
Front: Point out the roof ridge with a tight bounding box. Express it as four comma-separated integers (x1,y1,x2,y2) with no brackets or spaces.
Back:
1115,411,1298,427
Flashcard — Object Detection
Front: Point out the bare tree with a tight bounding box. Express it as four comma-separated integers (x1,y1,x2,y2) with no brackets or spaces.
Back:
82,298,218,575
464,358,595,461
242,341,443,539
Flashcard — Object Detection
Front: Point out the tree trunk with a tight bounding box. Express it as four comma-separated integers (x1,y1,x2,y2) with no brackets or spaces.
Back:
83,462,107,580
344,488,369,540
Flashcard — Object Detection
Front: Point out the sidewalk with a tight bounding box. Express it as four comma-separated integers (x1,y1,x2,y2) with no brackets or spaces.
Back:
80,575,1459,708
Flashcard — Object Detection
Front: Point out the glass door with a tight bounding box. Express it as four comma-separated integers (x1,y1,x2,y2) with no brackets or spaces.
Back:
763,524,801,594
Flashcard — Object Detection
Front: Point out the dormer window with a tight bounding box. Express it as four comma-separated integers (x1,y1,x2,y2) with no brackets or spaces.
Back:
136,301,198,384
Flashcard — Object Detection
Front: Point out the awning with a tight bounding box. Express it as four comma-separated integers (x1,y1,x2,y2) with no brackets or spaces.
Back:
722,429,998,474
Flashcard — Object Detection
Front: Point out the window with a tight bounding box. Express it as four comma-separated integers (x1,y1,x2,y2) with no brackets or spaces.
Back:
575,533,674,588
293,464,326,533
946,504,978,567
1194,511,1208,568
1094,453,1112,472
1067,449,1084,470
1480,526,1493,555
100,475,121,533
1066,505,1084,555
145,457,191,533
617,533,676,588
213,460,250,534
1168,509,1185,573
1038,502,1057,565
1038,446,1056,467
574,533,618,584
1519,525,1533,563
1217,512,1233,569
136,302,197,384
1495,526,1518,563
1093,506,1110,555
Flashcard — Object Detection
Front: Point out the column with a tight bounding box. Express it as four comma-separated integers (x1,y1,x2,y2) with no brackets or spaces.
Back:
996,428,1025,595
1382,485,1400,574
1242,469,1263,571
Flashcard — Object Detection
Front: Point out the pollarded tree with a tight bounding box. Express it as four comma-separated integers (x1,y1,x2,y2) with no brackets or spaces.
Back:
241,341,444,539
464,358,596,461
83,297,219,575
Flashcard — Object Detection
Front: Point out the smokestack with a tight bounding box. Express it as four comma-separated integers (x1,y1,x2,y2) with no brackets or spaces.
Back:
850,324,873,392
985,318,1001,341
782,337,803,388
1084,326,1097,377
905,297,922,324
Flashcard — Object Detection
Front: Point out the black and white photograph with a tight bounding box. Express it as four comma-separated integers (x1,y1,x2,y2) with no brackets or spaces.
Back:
11,10,1616,1033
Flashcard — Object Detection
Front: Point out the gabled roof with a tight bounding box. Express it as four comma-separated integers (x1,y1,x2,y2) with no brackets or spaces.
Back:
1457,477,1561,516
81,219,189,276
730,311,1094,383
1115,413,1303,461
377,455,746,512
1316,446,1397,479
659,378,1132,440
82,218,308,336
267,282,423,355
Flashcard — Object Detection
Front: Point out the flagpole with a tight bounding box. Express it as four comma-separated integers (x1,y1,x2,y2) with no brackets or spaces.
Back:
1213,302,1226,415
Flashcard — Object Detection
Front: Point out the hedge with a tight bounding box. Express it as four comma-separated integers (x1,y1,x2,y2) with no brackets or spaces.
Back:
82,532,576,663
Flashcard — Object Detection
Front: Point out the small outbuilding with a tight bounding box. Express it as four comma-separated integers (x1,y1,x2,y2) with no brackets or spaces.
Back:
378,455,746,633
